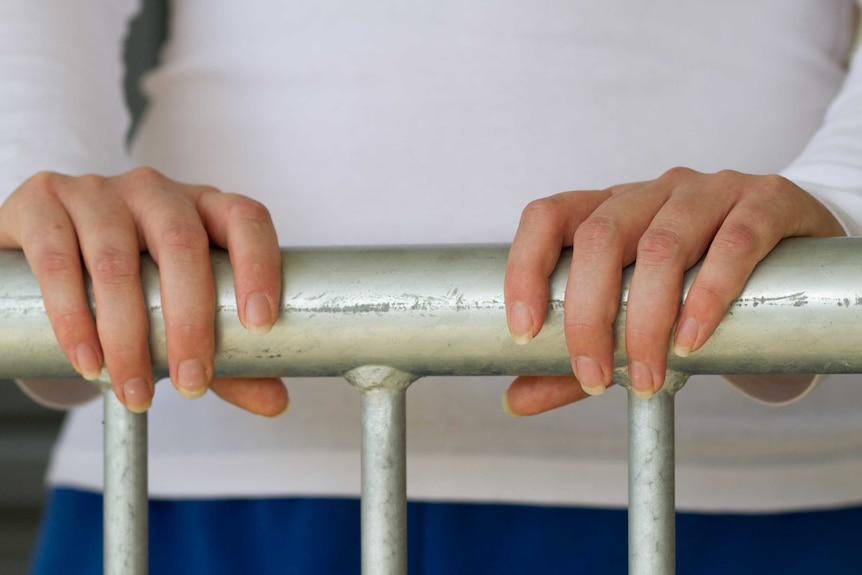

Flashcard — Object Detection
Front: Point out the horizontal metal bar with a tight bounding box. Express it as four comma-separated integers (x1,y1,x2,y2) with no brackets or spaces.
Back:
2,237,861,379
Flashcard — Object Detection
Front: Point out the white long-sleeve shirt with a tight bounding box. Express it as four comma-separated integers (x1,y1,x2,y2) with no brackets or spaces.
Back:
3,0,862,512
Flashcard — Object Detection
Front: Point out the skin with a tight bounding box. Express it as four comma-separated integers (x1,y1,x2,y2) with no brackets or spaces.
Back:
0,168,287,415
0,166,844,419
503,167,845,416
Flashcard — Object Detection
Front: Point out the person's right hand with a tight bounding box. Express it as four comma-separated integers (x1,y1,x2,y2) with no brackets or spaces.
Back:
0,167,288,415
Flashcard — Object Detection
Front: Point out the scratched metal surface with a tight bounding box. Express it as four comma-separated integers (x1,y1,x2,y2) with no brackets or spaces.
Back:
1,238,861,379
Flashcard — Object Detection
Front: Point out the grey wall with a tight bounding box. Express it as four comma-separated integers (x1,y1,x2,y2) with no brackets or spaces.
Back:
0,384,64,575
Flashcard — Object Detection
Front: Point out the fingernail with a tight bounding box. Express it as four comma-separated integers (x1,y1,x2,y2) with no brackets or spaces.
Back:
574,356,606,396
75,343,103,381
177,359,208,399
673,317,698,357
123,378,152,413
509,301,534,345
244,293,274,335
629,361,654,399
501,391,522,417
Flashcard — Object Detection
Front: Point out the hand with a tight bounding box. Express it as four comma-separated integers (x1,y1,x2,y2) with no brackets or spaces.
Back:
0,167,287,415
503,168,844,415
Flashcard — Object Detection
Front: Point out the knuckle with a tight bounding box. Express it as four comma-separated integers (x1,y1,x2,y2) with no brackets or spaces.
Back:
53,309,95,338
170,321,212,344
564,317,601,336
754,174,787,200
687,280,725,308
162,221,209,254
126,166,167,187
605,183,630,198
77,173,108,191
712,221,760,257
565,306,616,334
195,184,222,197
25,172,111,203
659,166,697,184
22,171,64,199
520,196,561,226
625,324,655,345
572,216,619,254
713,168,742,182
71,174,113,206
637,227,683,265
26,170,61,188
89,248,139,284
227,197,272,226
37,249,79,276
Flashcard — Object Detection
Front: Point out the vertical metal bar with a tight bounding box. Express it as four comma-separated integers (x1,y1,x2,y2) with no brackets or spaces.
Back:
616,369,688,575
100,375,148,575
345,366,417,575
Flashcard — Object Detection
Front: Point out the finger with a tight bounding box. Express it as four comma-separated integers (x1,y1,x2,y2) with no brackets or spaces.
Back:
502,375,595,416
565,183,667,395
197,191,281,335
209,377,289,417
120,168,215,400
671,175,832,358
624,169,734,396
58,174,154,412
0,173,104,381
505,191,608,345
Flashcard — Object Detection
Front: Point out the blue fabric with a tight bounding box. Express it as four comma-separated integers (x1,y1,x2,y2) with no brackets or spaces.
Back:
31,488,862,574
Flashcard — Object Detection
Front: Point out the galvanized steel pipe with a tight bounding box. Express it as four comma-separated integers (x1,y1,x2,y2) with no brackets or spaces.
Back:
4,238,862,575
101,377,148,575
346,366,417,575
2,237,862,379
619,370,688,575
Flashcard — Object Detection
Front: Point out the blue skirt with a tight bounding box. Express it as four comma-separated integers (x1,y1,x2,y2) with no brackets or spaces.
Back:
31,488,862,574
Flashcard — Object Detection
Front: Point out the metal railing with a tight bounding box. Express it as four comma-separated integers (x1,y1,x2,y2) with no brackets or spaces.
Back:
2,237,861,574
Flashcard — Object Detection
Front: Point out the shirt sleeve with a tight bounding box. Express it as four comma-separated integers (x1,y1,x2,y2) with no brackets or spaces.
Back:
732,19,862,404
0,0,137,201
780,25,862,234
1,0,140,407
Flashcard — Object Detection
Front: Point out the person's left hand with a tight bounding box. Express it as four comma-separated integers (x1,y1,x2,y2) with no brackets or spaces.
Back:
502,168,844,415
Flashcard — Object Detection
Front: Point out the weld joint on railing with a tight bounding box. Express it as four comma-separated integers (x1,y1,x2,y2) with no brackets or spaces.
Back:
345,365,418,393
